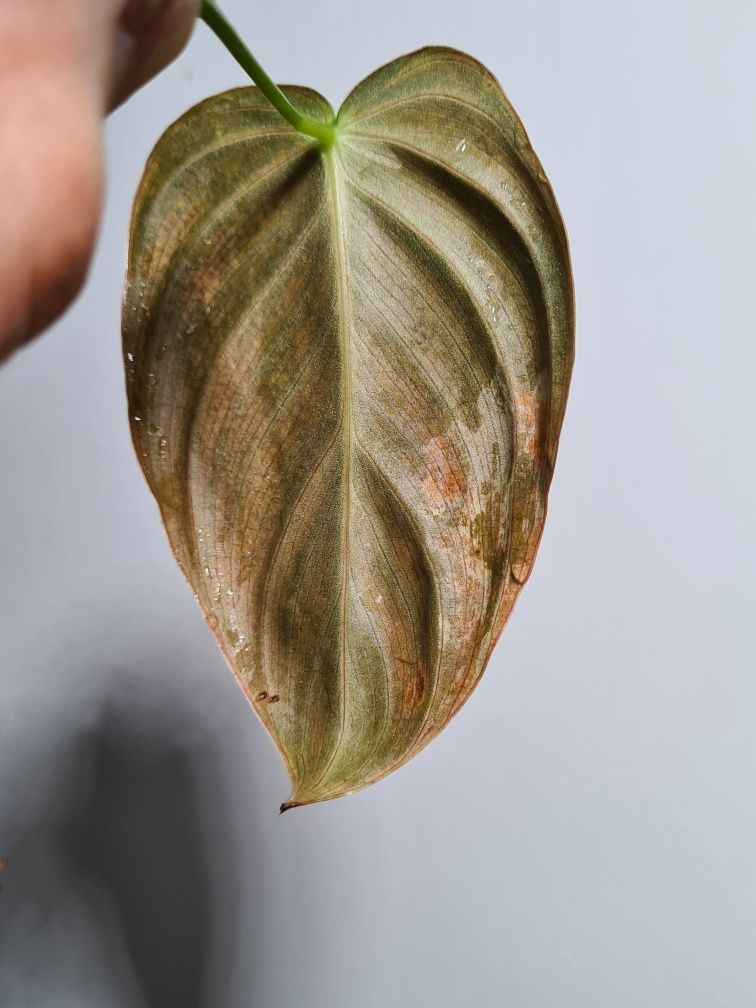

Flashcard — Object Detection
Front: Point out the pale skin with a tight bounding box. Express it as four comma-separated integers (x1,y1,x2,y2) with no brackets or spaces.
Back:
0,0,199,362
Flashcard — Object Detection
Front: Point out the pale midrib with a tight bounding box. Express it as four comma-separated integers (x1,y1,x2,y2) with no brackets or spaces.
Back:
306,145,353,797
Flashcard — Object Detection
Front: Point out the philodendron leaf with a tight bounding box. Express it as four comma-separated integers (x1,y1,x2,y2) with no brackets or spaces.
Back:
123,47,574,809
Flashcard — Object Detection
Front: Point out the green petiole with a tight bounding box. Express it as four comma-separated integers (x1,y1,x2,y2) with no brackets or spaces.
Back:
199,0,337,149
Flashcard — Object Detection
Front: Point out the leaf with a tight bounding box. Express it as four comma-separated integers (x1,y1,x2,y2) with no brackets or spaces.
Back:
122,47,574,809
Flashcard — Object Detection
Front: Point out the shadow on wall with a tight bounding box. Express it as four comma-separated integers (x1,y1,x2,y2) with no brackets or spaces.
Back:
0,644,268,1008
64,704,213,1008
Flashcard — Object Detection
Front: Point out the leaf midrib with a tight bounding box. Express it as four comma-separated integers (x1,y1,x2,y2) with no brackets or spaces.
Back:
306,144,352,795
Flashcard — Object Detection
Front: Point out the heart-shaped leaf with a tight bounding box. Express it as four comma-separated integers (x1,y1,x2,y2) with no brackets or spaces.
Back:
123,47,574,808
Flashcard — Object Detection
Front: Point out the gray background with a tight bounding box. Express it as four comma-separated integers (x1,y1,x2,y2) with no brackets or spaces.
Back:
1,0,755,1005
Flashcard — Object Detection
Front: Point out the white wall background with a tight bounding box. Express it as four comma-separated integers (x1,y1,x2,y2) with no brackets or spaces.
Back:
2,1,755,1005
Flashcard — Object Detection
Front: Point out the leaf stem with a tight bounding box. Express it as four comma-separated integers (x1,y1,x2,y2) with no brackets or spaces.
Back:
199,0,336,148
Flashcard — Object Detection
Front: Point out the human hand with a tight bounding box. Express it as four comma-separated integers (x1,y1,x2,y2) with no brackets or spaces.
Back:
0,0,199,361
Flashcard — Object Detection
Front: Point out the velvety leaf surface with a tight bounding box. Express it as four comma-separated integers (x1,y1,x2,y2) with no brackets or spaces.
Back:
123,47,574,808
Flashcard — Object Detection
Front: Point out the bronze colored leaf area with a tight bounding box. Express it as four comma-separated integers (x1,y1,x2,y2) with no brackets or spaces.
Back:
123,48,574,809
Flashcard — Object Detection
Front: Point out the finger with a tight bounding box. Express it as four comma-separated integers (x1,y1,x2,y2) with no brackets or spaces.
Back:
110,0,199,110
0,1,104,358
